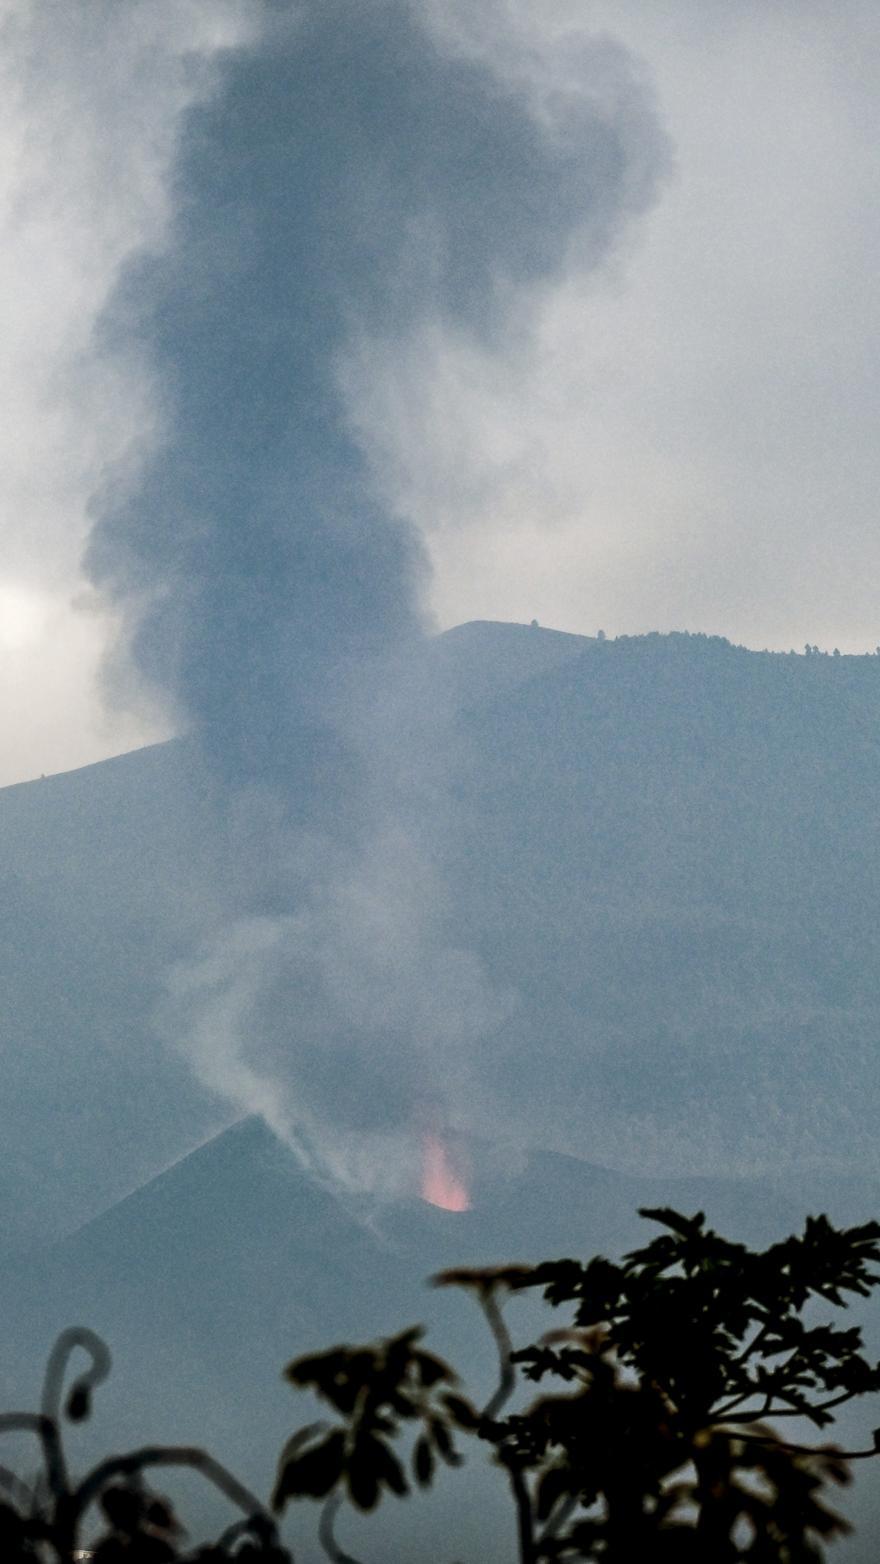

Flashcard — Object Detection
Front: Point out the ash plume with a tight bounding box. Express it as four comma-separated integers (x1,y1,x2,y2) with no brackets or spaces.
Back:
85,0,669,1189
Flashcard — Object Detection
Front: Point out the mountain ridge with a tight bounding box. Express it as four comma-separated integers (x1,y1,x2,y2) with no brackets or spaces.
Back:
4,620,880,1240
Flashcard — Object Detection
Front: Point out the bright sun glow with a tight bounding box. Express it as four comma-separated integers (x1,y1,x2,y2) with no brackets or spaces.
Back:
0,584,50,652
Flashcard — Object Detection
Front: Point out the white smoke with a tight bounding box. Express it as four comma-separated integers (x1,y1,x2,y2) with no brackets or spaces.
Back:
163,825,514,1196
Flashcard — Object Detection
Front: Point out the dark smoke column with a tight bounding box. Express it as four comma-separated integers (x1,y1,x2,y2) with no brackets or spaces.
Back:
86,0,667,782
83,1,669,1182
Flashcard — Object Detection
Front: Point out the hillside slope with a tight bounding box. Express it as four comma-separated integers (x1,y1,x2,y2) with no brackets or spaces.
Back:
442,627,880,1173
2,622,880,1239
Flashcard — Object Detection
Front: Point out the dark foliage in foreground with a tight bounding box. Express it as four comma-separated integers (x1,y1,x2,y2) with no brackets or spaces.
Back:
4,1211,880,1561
0,1327,287,1563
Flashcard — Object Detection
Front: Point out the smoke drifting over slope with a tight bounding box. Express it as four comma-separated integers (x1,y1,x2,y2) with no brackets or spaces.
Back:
85,1,668,1186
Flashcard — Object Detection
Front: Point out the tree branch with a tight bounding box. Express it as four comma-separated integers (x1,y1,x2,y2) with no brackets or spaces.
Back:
722,1388,862,1424
504,1456,535,1564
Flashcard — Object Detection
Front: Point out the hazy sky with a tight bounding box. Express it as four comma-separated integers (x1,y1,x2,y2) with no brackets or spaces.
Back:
2,0,880,786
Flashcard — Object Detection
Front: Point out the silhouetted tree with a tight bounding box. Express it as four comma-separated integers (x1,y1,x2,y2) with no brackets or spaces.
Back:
3,1211,880,1562
0,1328,287,1563
276,1209,880,1563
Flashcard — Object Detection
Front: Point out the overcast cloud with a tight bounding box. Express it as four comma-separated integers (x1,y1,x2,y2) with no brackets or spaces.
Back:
2,1,880,785
0,0,252,785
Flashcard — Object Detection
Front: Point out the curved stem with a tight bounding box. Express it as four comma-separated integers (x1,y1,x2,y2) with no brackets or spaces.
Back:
476,1292,534,1561
73,1444,273,1533
0,1413,65,1504
40,1326,112,1499
41,1327,111,1427
318,1492,363,1564
212,1509,294,1562
214,1515,265,1548
480,1293,516,1421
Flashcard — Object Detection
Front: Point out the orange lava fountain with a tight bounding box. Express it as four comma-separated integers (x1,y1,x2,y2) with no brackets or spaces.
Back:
420,1132,471,1211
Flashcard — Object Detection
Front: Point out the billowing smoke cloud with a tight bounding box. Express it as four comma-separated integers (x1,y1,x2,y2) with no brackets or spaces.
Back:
86,0,669,1188
161,826,513,1194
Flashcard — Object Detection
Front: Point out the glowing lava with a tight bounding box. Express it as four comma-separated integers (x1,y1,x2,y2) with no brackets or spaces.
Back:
421,1133,471,1211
